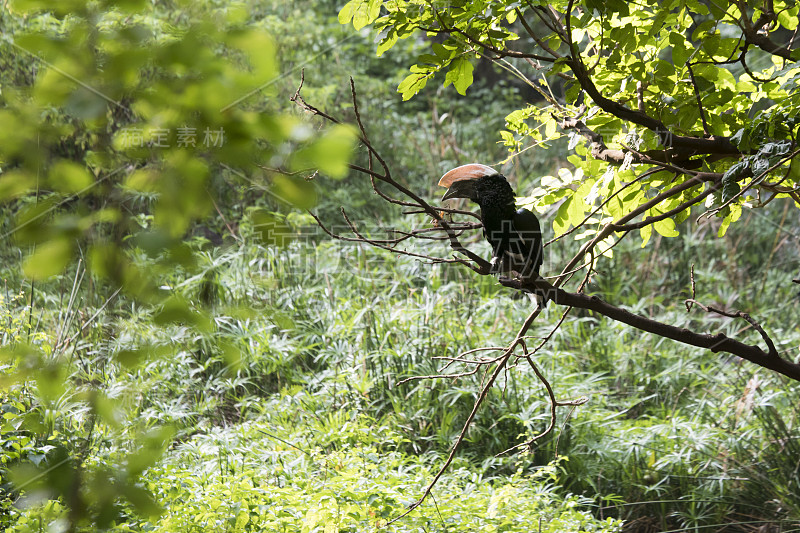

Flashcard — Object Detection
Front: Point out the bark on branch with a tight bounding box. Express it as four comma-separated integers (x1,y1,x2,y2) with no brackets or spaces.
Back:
502,278,800,381
744,12,796,60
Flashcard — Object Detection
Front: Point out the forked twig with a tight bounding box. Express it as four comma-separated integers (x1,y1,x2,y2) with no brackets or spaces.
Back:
497,306,588,456
395,365,481,386
684,299,779,357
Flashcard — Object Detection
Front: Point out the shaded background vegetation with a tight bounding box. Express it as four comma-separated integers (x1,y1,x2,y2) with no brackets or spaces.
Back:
0,1,799,532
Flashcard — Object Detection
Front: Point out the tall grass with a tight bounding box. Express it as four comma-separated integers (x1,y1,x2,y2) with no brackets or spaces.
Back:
2,194,799,532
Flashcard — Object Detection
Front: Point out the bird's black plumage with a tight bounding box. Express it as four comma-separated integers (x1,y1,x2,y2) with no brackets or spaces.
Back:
439,165,543,279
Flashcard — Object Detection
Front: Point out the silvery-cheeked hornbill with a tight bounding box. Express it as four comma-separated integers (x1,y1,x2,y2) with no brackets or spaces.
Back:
438,163,547,303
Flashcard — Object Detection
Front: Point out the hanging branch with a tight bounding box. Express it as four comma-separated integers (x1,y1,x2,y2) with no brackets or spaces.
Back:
498,307,588,456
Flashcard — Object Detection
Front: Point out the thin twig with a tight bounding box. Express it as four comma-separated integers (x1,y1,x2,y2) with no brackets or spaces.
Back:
686,62,711,136
684,299,779,357
294,77,491,272
497,307,588,456
388,306,543,524
395,365,481,386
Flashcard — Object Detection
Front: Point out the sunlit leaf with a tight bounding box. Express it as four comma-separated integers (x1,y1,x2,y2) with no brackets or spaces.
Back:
444,56,474,96
153,296,212,331
271,174,317,210
290,124,357,179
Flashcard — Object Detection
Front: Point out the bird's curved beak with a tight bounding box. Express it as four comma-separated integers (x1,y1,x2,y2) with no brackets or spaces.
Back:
441,179,475,201
438,163,497,202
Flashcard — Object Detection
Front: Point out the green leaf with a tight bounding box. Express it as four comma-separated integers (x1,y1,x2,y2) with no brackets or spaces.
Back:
695,63,736,90
717,207,734,237
338,0,359,24
109,0,148,12
730,128,750,151
567,190,587,226
35,359,68,402
0,170,35,200
544,116,557,139
602,0,630,15
717,204,742,237
271,174,317,210
611,25,636,53
553,198,572,236
722,162,746,202
432,43,454,60
376,31,398,57
153,296,212,331
444,56,474,96
227,30,276,79
125,168,160,192
692,20,715,40
338,0,381,30
751,157,770,176
778,6,799,30
585,0,604,13
116,347,153,369
398,67,432,100
23,238,74,280
291,124,356,179
64,87,108,120
49,160,94,194
670,32,688,66
653,217,679,237
640,224,652,247
251,209,292,247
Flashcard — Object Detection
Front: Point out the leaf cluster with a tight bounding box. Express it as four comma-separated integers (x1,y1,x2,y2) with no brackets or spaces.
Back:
340,0,800,255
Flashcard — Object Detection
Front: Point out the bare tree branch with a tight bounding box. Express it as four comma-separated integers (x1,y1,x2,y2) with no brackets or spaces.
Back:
497,309,589,457
388,306,544,525
501,278,800,381
293,75,492,273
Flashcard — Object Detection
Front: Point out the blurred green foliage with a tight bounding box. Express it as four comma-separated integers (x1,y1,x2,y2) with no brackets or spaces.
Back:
0,0,358,528
1,0,800,532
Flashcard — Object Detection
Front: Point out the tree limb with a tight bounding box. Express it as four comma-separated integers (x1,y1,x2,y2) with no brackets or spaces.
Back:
500,278,800,381
564,57,740,155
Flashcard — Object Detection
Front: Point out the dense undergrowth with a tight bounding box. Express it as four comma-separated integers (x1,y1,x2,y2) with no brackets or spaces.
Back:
2,197,800,531
2,1,800,531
